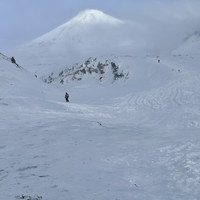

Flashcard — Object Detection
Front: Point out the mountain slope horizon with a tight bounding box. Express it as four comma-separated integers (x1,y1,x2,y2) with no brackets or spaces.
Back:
9,9,200,77
25,9,125,45
12,9,140,70
171,30,200,55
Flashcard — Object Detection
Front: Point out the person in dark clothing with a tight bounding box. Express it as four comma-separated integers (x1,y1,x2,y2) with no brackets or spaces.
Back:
65,92,69,102
11,57,16,64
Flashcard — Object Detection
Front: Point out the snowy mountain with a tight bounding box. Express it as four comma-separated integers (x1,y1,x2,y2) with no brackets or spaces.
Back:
12,9,138,72
171,31,200,55
2,10,200,199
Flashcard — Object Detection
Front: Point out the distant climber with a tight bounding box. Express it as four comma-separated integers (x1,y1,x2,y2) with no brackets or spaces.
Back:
11,56,16,64
10,56,20,67
65,92,69,102
158,59,160,63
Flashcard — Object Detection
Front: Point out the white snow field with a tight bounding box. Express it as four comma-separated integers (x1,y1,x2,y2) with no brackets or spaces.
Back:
1,52,200,200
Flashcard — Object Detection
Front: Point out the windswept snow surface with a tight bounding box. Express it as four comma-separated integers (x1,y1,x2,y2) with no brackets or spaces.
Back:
1,53,200,200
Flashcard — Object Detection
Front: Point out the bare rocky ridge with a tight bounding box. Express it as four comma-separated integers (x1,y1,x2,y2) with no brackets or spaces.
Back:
43,57,129,84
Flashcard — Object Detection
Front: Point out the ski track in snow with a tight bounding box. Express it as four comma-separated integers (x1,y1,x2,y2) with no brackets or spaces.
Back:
1,54,200,200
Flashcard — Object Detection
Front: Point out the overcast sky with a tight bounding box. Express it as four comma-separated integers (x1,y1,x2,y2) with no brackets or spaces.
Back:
1,0,200,52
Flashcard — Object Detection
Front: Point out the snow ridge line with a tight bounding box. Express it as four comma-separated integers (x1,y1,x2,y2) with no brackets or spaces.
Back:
0,52,38,78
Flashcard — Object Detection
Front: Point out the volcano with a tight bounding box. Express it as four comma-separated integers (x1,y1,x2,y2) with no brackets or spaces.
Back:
13,9,137,69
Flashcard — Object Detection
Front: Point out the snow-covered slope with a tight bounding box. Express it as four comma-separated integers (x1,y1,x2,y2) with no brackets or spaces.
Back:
171,31,200,55
13,9,138,71
0,53,64,108
1,53,200,200
0,53,35,90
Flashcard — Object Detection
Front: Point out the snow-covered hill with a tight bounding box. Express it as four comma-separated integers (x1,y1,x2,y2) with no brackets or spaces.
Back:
0,52,64,108
171,31,200,55
0,52,35,90
1,52,200,199
12,9,139,71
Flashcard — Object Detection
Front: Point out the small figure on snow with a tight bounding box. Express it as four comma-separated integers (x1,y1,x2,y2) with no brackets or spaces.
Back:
65,92,69,102
11,56,16,64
